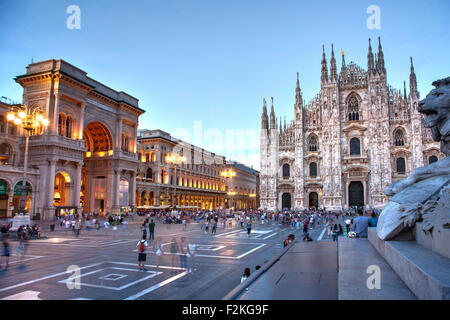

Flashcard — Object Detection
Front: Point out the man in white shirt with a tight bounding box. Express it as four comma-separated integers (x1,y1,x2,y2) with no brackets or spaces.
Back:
136,235,149,271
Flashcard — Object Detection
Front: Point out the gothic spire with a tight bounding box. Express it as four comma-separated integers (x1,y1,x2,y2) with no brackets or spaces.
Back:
409,56,418,97
377,36,386,75
321,45,328,83
261,98,268,130
330,44,337,80
269,97,276,129
295,72,303,109
403,81,407,100
367,38,374,76
341,49,346,71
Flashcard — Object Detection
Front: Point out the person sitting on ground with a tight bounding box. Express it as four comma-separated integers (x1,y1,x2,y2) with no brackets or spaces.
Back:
302,233,313,242
369,211,378,227
241,267,251,283
351,208,370,238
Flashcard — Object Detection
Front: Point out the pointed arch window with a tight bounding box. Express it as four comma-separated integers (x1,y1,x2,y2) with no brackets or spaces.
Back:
308,135,318,152
348,96,360,121
394,129,406,146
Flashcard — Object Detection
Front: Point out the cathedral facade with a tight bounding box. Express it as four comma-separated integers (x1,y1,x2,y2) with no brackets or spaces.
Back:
259,38,444,211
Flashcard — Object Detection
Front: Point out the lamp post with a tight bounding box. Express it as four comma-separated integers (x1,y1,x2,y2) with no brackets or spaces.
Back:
6,105,49,215
165,153,186,209
221,168,236,211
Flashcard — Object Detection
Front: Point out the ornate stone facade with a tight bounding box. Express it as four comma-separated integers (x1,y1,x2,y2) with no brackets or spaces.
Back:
135,129,259,211
259,38,444,211
0,59,144,220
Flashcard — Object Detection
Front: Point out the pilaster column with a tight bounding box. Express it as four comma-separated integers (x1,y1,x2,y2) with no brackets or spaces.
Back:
7,189,14,217
114,169,120,209
52,93,61,134
116,116,123,151
130,171,136,207
43,160,56,221
73,162,82,210
78,102,86,140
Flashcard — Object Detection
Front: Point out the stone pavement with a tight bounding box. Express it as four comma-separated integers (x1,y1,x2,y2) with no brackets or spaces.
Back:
238,241,338,300
338,237,416,300
236,235,417,300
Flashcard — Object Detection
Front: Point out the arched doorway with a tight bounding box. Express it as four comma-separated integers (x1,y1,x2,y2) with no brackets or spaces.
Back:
309,192,319,209
281,193,291,210
0,179,10,218
54,172,71,207
349,181,364,208
82,121,114,214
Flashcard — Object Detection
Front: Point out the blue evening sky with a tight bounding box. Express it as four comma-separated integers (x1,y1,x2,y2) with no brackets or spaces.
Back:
1,0,449,169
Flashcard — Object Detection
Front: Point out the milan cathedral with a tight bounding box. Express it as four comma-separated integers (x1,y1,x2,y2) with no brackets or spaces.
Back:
259,37,444,211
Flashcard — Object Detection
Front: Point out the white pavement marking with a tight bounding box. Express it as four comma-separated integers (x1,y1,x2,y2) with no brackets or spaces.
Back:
234,244,267,259
1,290,41,300
214,229,241,238
261,232,278,240
0,262,104,293
111,261,187,271
58,268,162,291
7,254,44,265
318,228,327,241
124,271,189,300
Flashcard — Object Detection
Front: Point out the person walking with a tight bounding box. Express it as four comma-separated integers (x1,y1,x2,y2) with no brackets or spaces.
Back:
142,223,147,239
136,235,148,271
332,223,339,242
148,219,155,240
170,238,179,273
154,237,164,268
74,220,81,237
246,219,252,238
212,219,217,234
179,237,190,270
1,234,10,270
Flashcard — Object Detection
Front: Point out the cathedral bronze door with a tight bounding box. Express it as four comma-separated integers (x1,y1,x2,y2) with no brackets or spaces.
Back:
282,193,291,210
348,181,364,208
309,192,318,209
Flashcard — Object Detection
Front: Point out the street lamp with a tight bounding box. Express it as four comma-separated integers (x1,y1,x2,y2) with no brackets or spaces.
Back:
221,168,236,211
7,105,49,215
165,153,186,209
227,191,237,211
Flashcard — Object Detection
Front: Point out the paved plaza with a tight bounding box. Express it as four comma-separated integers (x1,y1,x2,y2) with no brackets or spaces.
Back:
0,218,333,300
